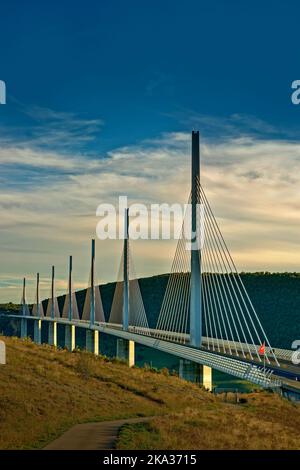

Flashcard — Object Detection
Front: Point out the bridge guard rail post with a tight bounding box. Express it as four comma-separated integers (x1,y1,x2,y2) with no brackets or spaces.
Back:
65,324,76,351
33,319,42,344
116,338,135,367
86,330,99,355
48,321,57,347
179,359,212,391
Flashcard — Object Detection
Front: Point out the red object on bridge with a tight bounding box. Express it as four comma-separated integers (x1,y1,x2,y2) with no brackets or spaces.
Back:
259,342,265,355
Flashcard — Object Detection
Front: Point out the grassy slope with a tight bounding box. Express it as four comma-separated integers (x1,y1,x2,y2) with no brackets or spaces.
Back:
117,392,300,450
0,336,215,450
0,337,299,450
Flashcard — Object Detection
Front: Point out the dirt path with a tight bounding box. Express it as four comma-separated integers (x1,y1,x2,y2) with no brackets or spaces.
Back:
44,417,152,450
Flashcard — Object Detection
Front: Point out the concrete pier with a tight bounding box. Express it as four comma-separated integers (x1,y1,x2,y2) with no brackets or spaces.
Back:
34,319,42,344
116,338,135,367
179,359,212,391
48,321,57,347
20,318,27,338
86,330,99,355
0,341,6,364
65,324,76,351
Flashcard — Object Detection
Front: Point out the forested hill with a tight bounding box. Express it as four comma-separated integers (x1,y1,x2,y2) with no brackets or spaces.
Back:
55,272,300,350
141,273,299,349
1,273,300,350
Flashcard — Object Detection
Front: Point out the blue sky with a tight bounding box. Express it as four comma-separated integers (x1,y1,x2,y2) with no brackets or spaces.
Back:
1,0,300,145
1,1,300,301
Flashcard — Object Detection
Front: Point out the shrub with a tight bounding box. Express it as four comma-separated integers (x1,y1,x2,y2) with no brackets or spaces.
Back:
75,353,94,380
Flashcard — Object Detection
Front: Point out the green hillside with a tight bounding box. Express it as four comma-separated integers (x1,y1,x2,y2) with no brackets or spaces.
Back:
1,272,300,350
80,272,300,349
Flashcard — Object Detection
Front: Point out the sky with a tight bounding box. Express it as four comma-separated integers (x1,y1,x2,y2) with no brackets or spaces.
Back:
0,0,300,302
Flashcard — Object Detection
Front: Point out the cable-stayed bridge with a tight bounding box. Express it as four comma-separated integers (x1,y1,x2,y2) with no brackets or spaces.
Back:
2,131,300,398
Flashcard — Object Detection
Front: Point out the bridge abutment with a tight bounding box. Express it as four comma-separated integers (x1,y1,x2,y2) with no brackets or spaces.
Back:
33,319,42,344
48,321,57,347
65,324,76,351
116,338,135,367
179,359,212,391
86,330,99,355
20,318,27,338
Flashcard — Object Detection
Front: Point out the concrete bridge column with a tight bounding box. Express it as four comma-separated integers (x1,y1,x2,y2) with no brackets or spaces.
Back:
20,318,28,338
33,319,42,344
179,359,212,391
86,330,99,355
65,324,76,351
0,340,5,364
116,338,135,367
48,321,57,347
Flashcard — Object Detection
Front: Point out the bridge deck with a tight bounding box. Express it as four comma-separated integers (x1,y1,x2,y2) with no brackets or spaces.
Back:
2,314,298,391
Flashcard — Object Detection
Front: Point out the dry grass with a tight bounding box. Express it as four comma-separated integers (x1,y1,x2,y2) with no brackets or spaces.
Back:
0,336,214,449
2,336,298,450
117,392,300,450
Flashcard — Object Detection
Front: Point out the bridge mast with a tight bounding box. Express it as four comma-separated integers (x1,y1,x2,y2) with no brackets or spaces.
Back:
22,277,26,316
123,208,129,331
90,239,95,326
117,207,134,365
68,256,73,321
33,272,42,344
51,266,55,319
20,277,28,338
36,273,40,318
190,130,202,347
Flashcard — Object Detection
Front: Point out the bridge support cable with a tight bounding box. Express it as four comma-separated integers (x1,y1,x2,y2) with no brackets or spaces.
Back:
199,184,258,359
154,179,279,366
62,256,79,321
108,251,124,326
200,191,251,358
20,277,29,338
109,235,150,335
198,182,279,366
201,201,246,357
82,240,105,323
31,273,43,344
128,248,151,335
20,277,30,317
82,282,105,323
199,184,262,360
32,273,44,318
46,266,60,318
82,284,105,323
155,196,192,344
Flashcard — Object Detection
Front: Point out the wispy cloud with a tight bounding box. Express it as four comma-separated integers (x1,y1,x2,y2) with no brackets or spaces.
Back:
164,110,292,140
1,110,300,301
1,102,104,152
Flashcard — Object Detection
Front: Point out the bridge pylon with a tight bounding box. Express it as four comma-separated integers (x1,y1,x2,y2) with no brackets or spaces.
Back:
33,273,42,344
190,130,202,348
20,277,28,338
122,208,129,331
48,266,58,347
64,256,76,351
85,239,99,354
115,208,135,366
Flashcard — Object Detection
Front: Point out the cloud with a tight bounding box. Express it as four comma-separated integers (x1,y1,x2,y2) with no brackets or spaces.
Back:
0,103,104,152
164,111,291,140
1,114,300,301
